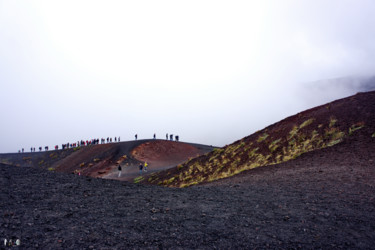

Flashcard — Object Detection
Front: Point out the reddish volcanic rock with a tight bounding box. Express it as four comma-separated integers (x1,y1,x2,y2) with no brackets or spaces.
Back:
131,140,205,168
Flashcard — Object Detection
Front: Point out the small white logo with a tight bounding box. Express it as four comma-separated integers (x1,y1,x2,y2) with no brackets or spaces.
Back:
3,238,21,247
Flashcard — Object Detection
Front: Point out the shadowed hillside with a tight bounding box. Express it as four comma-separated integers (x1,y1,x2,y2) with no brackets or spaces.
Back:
145,91,375,187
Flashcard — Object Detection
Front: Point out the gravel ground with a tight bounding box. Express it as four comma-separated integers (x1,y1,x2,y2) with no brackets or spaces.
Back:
2,138,375,249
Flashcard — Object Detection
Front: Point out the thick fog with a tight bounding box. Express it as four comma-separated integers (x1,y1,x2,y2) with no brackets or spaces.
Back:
1,1,375,153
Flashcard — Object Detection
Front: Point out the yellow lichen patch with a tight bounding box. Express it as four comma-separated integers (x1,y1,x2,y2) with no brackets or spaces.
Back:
299,118,315,129
49,153,57,159
311,130,319,140
134,176,144,184
349,122,365,135
257,133,269,142
248,147,259,158
326,139,343,147
325,127,345,141
275,154,283,163
288,126,299,139
269,138,281,152
329,117,337,128
166,177,175,185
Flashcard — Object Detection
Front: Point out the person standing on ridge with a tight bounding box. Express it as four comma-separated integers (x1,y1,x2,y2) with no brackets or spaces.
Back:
153,133,156,139
166,133,168,140
135,134,138,140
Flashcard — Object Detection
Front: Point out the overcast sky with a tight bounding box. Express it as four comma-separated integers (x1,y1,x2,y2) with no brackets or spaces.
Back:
1,0,375,153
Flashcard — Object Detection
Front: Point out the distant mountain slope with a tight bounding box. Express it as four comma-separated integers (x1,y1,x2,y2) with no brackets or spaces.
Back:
145,91,375,187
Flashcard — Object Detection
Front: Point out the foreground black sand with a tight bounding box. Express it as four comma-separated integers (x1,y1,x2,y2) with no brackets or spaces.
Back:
2,133,375,249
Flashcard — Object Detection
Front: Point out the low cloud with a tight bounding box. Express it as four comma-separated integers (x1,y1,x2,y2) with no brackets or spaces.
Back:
1,1,375,152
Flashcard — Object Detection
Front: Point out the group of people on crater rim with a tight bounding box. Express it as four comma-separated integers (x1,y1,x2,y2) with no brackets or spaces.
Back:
19,136,121,153
166,133,179,141
20,133,181,154
134,133,180,141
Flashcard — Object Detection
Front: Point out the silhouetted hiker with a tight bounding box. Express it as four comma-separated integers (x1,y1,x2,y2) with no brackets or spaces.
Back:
118,164,122,177
135,134,138,140
118,136,120,142
166,133,168,140
139,163,143,174
176,135,179,141
30,147,33,152
170,134,173,141
39,147,42,152
153,133,156,139
22,148,24,153
107,137,109,143
45,146,48,151
115,137,117,142
144,162,148,172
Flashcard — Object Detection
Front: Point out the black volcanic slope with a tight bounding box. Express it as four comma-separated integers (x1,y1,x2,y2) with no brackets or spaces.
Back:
146,91,375,187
